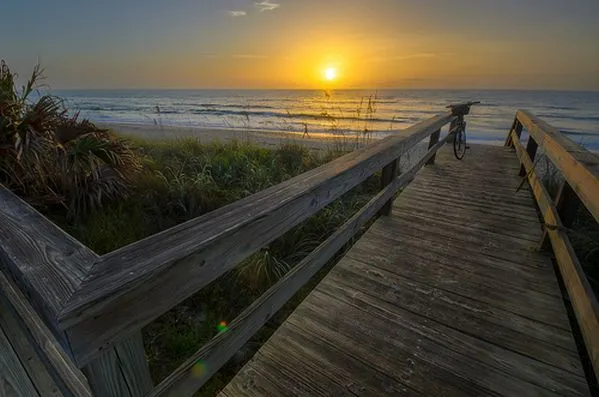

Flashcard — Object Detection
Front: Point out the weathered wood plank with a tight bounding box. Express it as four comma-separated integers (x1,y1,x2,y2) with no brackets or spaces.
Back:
0,303,61,397
347,238,570,329
82,332,152,397
0,270,92,397
392,201,543,242
295,290,577,396
0,323,40,397
223,144,589,397
356,231,562,298
512,131,599,381
115,334,153,397
265,324,420,396
0,187,97,337
369,216,552,269
217,360,288,397
516,109,599,224
0,187,152,396
379,159,398,216
288,298,498,396
309,286,587,396
328,258,581,372
425,128,441,165
148,126,452,397
59,113,456,366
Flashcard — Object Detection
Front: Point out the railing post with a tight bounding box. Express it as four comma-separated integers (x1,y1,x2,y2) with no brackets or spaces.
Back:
379,159,399,216
425,128,441,166
83,333,153,397
519,136,539,176
505,118,523,147
538,180,581,250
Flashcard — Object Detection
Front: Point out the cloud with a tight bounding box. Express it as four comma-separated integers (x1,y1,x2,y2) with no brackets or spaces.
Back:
254,0,280,12
228,10,247,17
232,54,268,59
364,57,389,64
395,53,438,60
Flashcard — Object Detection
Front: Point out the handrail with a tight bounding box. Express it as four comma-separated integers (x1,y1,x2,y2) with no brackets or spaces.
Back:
514,110,599,224
506,111,599,381
57,112,457,367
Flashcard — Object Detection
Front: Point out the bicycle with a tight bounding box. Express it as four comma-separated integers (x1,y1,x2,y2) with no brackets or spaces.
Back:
446,101,480,160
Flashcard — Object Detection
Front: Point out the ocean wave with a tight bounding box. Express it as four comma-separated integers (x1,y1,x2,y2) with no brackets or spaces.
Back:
173,102,278,109
185,107,418,124
537,114,599,122
542,105,579,111
562,130,599,137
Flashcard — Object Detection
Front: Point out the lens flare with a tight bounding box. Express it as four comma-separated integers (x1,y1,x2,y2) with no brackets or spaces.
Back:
192,360,207,378
217,320,229,333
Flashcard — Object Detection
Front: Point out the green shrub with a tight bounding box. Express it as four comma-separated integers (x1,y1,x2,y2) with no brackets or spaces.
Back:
0,60,141,218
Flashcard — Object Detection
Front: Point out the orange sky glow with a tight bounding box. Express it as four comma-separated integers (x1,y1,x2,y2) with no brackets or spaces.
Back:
2,0,598,90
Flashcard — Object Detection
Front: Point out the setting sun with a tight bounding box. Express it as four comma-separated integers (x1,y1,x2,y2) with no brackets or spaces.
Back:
324,67,337,81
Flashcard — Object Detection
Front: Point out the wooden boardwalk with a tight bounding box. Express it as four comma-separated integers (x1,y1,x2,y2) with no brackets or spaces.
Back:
220,144,590,396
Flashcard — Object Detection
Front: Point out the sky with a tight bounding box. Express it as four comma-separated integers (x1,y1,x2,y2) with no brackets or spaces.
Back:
1,0,598,90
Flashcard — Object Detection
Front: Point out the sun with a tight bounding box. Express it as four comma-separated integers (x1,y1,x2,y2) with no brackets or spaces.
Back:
324,67,337,81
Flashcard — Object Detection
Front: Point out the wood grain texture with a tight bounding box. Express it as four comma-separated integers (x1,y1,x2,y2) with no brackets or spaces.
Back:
221,144,590,397
114,334,153,397
512,132,599,382
0,270,92,397
516,110,599,224
82,332,152,397
148,126,453,397
59,113,456,366
0,323,39,397
0,187,152,396
0,187,97,337
0,303,61,397
379,159,398,216
425,128,441,165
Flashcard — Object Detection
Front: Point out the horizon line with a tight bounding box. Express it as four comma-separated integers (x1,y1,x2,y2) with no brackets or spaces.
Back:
51,87,599,93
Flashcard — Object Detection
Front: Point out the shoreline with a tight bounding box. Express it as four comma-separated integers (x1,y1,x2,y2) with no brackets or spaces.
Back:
100,122,562,153
101,122,378,151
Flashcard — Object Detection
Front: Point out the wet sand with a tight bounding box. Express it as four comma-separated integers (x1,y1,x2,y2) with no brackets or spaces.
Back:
101,123,373,151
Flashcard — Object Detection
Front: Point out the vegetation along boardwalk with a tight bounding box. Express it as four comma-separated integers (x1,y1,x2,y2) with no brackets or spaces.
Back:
1,106,598,396
221,143,591,396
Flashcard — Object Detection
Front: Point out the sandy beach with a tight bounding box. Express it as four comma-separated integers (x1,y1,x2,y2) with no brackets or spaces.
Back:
101,123,373,151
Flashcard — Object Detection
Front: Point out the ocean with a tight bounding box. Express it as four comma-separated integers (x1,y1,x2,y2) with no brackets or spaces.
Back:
55,89,599,150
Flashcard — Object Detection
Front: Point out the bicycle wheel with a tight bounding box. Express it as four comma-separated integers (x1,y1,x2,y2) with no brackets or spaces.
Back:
453,124,466,160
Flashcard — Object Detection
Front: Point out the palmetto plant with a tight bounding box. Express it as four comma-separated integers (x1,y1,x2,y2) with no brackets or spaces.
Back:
0,60,141,217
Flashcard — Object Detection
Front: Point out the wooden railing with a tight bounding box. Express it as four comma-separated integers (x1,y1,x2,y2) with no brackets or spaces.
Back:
505,110,599,380
0,269,93,397
0,107,471,396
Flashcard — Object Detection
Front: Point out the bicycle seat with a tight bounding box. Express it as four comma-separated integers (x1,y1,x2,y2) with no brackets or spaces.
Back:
446,101,480,116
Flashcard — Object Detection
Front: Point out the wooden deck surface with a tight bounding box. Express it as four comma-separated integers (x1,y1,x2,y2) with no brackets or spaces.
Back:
220,144,590,396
